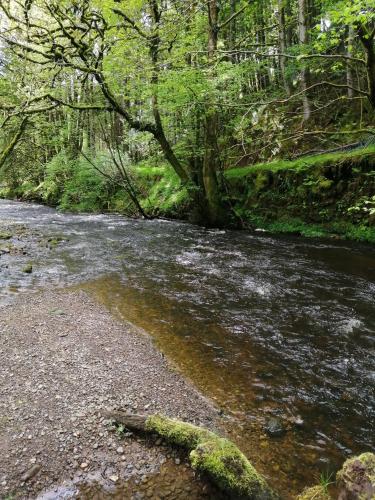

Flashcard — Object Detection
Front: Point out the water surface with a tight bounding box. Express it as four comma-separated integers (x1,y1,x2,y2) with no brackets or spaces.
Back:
0,200,374,497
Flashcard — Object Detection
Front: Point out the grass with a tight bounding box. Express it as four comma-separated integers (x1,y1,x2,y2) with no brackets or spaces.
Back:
225,144,375,179
243,214,375,243
319,471,335,492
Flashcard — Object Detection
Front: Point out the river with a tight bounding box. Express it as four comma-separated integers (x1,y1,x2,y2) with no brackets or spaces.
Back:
0,199,374,497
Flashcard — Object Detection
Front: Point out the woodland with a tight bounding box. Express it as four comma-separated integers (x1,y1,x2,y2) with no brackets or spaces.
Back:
0,3,375,499
0,0,374,234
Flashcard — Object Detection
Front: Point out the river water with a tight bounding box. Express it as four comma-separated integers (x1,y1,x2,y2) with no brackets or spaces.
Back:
0,199,374,497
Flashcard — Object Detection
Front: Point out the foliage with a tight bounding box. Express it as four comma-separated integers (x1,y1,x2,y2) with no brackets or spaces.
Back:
0,0,373,234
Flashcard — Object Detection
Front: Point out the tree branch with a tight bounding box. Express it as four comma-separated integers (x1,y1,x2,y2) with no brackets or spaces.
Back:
112,8,149,39
0,118,27,169
218,3,249,31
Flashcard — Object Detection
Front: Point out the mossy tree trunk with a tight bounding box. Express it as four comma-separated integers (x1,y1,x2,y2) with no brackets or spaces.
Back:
106,411,276,500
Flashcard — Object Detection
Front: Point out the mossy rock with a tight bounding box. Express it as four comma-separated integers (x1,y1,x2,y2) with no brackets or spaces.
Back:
296,485,331,499
336,452,375,500
0,231,12,240
22,263,33,274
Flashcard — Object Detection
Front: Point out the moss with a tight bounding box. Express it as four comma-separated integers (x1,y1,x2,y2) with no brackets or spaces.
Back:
145,415,275,499
311,177,334,193
228,144,375,244
0,231,12,240
337,452,375,500
146,414,213,449
254,172,271,192
296,485,331,500
190,438,272,499
22,263,33,274
225,145,375,179
47,236,64,248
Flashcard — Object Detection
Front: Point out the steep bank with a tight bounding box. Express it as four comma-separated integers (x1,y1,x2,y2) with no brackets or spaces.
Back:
225,146,375,243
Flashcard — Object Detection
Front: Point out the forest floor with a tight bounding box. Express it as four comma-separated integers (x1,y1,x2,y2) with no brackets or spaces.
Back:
0,290,224,500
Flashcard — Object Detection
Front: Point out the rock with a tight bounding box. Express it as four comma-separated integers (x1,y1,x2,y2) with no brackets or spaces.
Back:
21,464,41,482
22,263,33,274
109,475,119,483
264,417,286,437
336,452,375,499
80,462,88,469
0,232,12,240
289,415,304,428
116,446,124,454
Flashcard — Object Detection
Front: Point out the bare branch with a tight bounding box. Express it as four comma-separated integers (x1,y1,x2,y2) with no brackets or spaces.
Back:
218,3,249,31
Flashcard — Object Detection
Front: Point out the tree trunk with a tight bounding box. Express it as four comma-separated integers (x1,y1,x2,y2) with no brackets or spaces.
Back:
298,0,311,121
346,25,354,99
278,0,291,95
203,0,226,226
357,24,375,109
229,0,237,63
148,0,190,184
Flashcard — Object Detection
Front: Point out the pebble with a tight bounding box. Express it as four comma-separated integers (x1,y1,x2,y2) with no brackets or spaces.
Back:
21,465,41,482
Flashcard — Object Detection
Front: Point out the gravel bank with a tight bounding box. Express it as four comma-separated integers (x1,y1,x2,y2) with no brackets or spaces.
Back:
0,290,222,499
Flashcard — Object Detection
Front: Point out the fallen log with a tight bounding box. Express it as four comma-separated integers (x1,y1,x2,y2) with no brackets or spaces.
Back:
106,411,276,500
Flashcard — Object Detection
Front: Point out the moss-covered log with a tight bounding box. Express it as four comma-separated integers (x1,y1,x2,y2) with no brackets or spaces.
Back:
107,411,276,500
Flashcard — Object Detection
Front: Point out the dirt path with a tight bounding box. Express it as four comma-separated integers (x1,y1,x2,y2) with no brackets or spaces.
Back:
0,290,223,499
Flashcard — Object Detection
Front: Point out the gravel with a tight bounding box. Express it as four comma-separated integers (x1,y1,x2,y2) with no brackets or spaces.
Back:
0,290,222,499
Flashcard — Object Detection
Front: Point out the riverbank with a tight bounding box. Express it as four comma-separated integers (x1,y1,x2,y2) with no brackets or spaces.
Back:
2,145,374,243
226,145,375,243
0,290,223,499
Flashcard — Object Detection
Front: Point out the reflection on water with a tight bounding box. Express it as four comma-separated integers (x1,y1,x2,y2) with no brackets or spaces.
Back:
1,200,374,497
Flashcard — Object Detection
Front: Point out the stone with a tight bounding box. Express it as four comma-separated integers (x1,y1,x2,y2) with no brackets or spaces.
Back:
264,417,286,437
336,452,375,499
22,263,33,274
21,465,41,482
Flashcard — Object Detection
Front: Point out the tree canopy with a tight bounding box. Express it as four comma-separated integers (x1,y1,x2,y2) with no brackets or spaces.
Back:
0,0,374,224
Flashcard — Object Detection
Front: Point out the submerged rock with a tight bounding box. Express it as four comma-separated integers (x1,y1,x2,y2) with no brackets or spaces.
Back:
336,452,375,499
264,417,286,438
0,231,12,240
22,263,33,273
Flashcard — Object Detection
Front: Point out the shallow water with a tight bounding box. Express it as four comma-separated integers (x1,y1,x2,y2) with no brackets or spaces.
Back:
1,200,374,497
